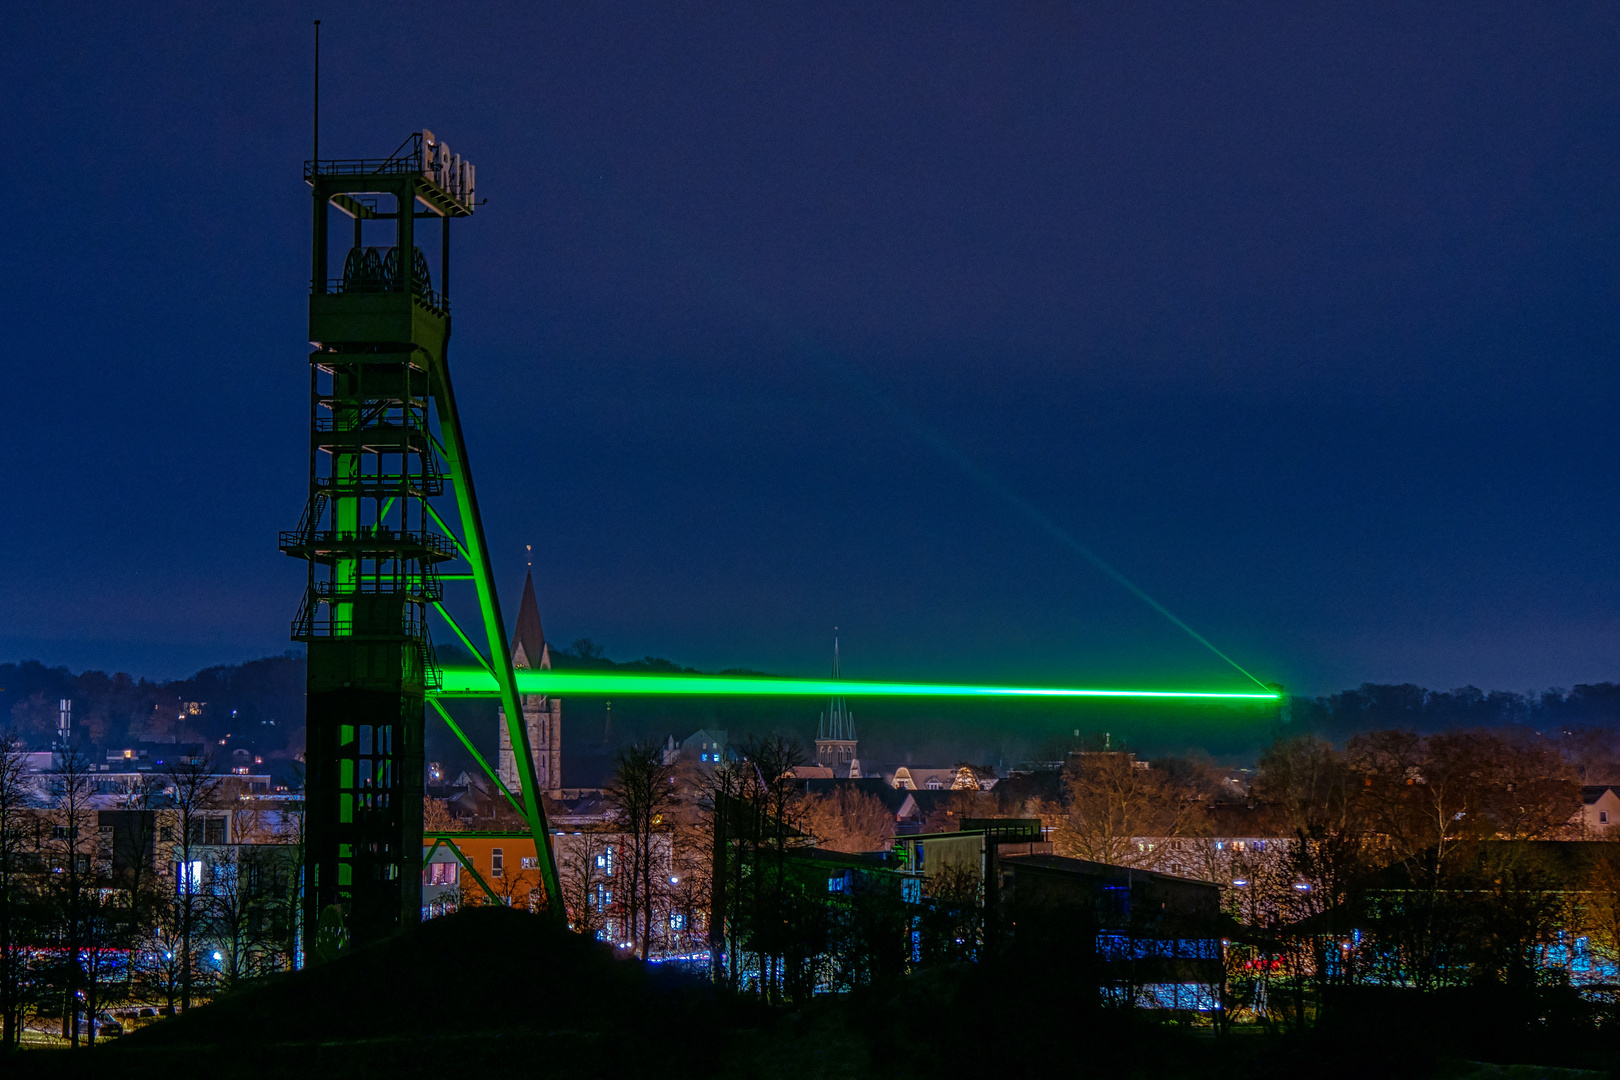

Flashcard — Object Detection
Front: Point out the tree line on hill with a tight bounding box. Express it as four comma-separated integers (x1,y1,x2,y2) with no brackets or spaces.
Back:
13,645,1620,765
0,657,306,763
1290,681,1620,741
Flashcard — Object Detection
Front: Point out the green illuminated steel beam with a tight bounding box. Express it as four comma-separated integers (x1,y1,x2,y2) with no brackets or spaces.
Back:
423,501,469,559
430,600,493,673
422,836,502,906
431,667,1279,701
426,697,523,814
428,358,564,918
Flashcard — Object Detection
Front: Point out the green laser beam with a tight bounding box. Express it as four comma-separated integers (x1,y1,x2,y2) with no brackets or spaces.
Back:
534,157,1271,692
813,347,1272,690
431,667,1279,701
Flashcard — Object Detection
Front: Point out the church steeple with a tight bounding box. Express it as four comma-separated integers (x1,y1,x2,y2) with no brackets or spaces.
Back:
510,568,551,672
498,561,563,797
816,633,858,775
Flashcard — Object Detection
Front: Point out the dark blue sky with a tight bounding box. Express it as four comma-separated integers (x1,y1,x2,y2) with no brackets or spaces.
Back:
6,3,1620,695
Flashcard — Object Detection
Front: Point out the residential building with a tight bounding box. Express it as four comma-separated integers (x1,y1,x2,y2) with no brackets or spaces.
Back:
1000,853,1229,1009
1578,786,1620,833
682,728,730,766
887,766,959,791
424,829,675,946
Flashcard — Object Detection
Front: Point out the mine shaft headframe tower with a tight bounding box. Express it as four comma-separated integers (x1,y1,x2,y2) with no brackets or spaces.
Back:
286,131,561,955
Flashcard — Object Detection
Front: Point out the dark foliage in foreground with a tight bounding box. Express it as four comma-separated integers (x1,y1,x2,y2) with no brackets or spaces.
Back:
7,906,1615,1078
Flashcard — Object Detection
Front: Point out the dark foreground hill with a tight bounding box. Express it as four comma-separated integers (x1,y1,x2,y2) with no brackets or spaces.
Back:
9,908,1614,1078
14,907,770,1079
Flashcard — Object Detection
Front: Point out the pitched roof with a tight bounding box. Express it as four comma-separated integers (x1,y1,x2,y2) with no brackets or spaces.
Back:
510,570,549,671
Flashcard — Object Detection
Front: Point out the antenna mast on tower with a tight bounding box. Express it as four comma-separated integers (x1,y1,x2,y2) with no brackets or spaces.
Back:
285,117,560,956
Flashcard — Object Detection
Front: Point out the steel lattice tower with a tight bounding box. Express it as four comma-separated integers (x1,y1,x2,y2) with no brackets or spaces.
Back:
286,131,561,956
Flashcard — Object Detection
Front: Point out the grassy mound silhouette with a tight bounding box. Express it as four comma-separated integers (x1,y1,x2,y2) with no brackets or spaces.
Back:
16,908,752,1079
17,910,1593,1078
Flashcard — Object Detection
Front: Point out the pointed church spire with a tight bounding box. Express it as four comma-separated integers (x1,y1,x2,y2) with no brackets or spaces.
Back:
511,568,549,671
817,632,854,743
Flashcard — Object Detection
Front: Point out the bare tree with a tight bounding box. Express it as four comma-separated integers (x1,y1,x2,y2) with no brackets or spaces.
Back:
78,883,125,1048
140,906,188,1015
163,755,221,1011
557,831,609,938
738,736,808,1002
666,796,712,957
604,742,678,960
42,746,97,1047
270,762,306,969
1045,752,1200,867
423,797,462,833
0,732,37,1052
701,760,742,985
800,787,893,853
206,851,260,989
1578,842,1620,980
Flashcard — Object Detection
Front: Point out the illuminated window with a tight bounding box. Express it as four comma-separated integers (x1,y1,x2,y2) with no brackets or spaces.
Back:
521,857,538,869
177,860,204,894
491,848,504,878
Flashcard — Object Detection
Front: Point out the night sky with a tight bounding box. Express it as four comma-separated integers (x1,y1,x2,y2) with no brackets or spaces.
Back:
7,3,1620,697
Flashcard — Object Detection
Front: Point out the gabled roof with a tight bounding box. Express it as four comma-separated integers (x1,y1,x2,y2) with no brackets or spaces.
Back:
682,729,729,751
510,570,550,672
889,766,960,791
1581,785,1617,805
896,789,961,819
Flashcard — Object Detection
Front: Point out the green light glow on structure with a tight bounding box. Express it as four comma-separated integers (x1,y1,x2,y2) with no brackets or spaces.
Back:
432,667,1279,702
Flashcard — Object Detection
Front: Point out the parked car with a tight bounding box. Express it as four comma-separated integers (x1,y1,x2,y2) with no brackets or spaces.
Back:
75,1014,123,1038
